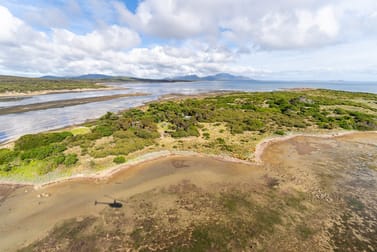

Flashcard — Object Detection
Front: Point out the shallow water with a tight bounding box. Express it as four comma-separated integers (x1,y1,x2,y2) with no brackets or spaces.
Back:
0,80,376,143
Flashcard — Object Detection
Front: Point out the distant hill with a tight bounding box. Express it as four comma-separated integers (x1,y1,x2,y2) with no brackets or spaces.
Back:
40,75,65,80
39,74,184,83
172,73,251,81
40,73,251,82
73,74,113,80
41,74,112,80
173,75,201,81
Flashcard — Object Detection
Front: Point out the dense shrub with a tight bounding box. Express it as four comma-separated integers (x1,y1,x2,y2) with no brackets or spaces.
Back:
93,125,113,137
20,144,67,160
15,132,72,151
113,156,126,164
1,164,13,172
53,155,66,166
274,130,285,135
134,128,160,139
20,144,66,160
171,125,200,138
64,154,78,166
0,149,18,165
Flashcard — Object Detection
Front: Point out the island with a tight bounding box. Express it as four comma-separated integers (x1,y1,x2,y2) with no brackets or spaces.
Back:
1,89,377,251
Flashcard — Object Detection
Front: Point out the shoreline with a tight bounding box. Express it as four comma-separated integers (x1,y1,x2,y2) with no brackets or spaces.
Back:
0,85,124,98
0,92,148,115
2,130,376,189
0,150,254,189
0,90,233,146
253,130,376,163
253,130,356,164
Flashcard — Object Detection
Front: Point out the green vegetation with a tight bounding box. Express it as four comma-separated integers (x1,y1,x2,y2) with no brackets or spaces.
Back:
145,90,377,134
1,89,377,180
0,132,76,177
64,154,78,166
0,75,106,93
15,132,72,151
70,127,91,135
113,156,126,164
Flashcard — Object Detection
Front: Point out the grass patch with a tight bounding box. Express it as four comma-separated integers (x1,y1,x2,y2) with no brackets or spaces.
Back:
70,127,91,135
113,156,126,164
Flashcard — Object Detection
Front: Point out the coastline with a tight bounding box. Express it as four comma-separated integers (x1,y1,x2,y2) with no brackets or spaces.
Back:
253,130,362,164
0,90,233,145
0,85,124,98
0,92,148,115
0,150,254,189
2,130,376,189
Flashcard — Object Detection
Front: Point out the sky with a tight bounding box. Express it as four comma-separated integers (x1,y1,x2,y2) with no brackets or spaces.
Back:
0,0,377,80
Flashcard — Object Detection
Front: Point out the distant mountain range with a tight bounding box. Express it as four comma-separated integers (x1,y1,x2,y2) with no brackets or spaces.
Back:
40,73,251,81
171,73,251,81
40,74,162,82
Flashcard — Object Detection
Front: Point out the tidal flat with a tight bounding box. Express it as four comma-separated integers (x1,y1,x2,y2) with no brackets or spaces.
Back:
0,93,147,115
1,89,377,251
0,132,376,251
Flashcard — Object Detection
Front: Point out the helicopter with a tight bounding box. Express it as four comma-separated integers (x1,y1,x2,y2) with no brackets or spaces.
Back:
94,195,124,208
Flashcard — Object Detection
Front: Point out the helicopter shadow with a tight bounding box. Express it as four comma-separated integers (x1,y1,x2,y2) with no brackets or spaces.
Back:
94,195,125,208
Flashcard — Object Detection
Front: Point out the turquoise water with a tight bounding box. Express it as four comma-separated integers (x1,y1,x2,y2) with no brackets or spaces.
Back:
0,80,376,143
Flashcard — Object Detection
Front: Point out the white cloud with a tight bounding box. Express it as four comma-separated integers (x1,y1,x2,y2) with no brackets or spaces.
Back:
0,5,46,45
51,25,141,53
114,0,377,49
1,1,377,80
0,6,23,43
114,0,215,39
0,5,265,78
254,6,340,49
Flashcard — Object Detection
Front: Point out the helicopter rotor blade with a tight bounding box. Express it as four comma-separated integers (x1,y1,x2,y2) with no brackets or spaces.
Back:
104,194,126,203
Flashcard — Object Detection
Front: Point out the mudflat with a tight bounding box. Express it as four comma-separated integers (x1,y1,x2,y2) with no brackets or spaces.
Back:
0,93,147,115
0,132,376,251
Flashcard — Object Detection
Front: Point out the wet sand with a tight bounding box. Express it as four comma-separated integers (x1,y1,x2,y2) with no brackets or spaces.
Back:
0,86,118,98
1,131,377,251
0,155,260,251
0,93,147,115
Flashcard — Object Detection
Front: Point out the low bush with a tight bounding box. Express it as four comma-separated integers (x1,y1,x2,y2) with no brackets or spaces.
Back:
64,154,78,166
113,156,126,164
0,149,18,165
15,132,72,151
93,125,113,137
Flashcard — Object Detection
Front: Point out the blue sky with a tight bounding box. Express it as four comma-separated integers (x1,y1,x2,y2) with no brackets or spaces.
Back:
1,0,377,80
